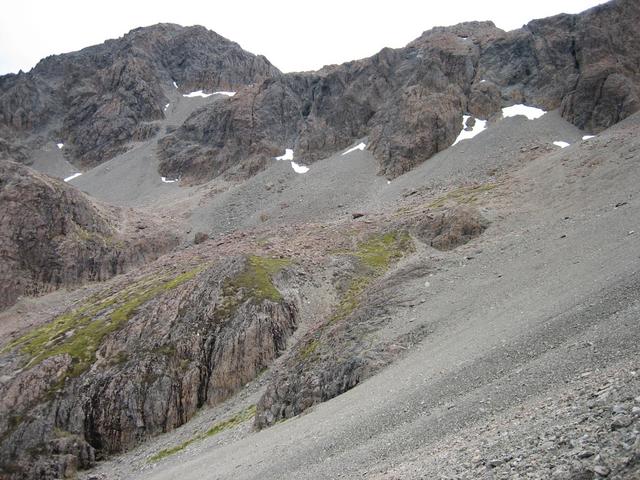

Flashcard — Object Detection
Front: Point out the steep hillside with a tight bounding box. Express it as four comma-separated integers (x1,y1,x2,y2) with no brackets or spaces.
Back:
1,1,640,479
158,0,639,183
0,23,278,169
0,160,179,309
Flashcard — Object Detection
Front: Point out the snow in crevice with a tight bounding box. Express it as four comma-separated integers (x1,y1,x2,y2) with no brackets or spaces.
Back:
173,81,178,89
480,79,487,83
291,162,309,174
582,135,595,141
342,142,367,155
56,143,64,149
502,104,546,120
164,103,170,111
275,149,294,161
274,149,308,173
64,173,82,182
182,90,236,98
553,141,570,148
453,115,487,145
161,176,178,184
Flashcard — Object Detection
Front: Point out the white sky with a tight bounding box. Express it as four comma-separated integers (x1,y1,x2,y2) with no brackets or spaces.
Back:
0,0,607,75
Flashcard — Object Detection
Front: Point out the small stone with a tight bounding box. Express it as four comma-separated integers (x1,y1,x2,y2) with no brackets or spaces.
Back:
611,415,632,430
612,404,627,415
577,450,595,459
488,459,503,468
352,212,365,219
194,231,209,244
593,465,610,476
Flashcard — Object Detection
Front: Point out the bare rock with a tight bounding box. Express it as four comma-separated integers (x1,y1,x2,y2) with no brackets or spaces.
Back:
0,23,279,169
0,256,298,477
413,206,489,251
193,231,209,244
0,160,178,309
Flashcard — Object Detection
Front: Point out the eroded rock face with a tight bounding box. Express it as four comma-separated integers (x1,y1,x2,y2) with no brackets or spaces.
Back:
0,160,178,309
159,0,640,183
0,256,298,478
0,23,279,168
413,206,489,251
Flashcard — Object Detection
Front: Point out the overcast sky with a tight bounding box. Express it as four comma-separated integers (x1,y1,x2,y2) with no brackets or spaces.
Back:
0,0,607,75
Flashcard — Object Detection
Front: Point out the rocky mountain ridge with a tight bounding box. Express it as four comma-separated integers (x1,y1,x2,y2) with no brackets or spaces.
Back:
158,0,640,183
0,23,278,168
0,1,639,479
0,160,179,310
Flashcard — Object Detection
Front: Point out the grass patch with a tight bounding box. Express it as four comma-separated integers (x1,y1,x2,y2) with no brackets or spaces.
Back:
352,231,413,271
299,339,320,360
148,405,256,463
330,231,414,324
3,266,206,380
428,183,496,208
215,256,290,319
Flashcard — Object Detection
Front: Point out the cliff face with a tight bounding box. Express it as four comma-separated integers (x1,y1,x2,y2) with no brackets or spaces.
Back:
0,160,179,309
0,256,298,478
0,23,279,168
158,0,640,183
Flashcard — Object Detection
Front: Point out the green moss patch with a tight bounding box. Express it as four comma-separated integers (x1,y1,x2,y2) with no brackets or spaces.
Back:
428,183,496,209
330,231,413,323
148,405,256,463
4,266,206,379
299,339,320,360
352,231,414,271
215,256,290,319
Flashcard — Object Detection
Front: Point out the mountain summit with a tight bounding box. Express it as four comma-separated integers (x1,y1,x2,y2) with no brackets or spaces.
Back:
0,23,278,168
1,1,640,479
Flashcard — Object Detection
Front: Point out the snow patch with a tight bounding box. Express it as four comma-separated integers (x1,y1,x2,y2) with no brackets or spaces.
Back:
480,79,487,83
553,141,570,148
273,149,308,173
183,90,236,98
56,143,64,149
161,177,178,184
64,173,82,182
453,115,487,145
291,162,309,174
502,104,546,120
275,149,294,161
173,81,178,89
582,135,595,140
164,103,170,111
342,142,367,155
183,90,213,98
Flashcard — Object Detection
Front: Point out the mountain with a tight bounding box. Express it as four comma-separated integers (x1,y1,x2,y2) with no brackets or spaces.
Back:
158,0,639,183
0,23,278,169
0,1,639,479
0,160,179,309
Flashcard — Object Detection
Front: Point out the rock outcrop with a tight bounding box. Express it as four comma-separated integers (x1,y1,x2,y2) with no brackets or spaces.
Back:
413,206,488,251
0,23,279,168
0,256,298,478
0,160,178,309
159,0,640,183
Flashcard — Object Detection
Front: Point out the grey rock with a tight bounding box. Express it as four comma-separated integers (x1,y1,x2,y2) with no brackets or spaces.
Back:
0,160,178,309
611,415,632,430
0,24,278,169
